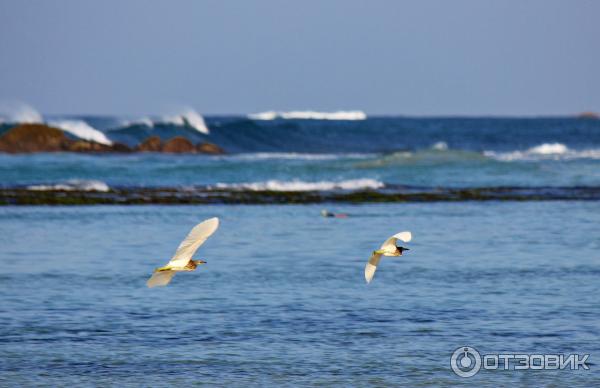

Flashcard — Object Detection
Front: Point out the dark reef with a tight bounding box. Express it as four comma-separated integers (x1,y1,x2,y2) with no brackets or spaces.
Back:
1,186,598,206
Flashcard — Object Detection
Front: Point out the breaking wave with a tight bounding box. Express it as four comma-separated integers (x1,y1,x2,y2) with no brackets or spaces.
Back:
248,110,367,120
160,108,210,134
27,179,110,192
0,102,112,145
485,143,600,161
0,102,43,124
212,178,384,191
48,120,113,145
121,108,210,134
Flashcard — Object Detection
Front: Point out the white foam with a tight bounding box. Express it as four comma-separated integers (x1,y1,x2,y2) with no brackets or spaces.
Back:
213,178,384,191
121,117,155,128
27,179,110,192
161,108,209,134
48,120,113,145
248,111,278,120
528,142,568,155
0,102,43,124
485,142,600,161
228,152,373,161
248,110,367,120
431,141,448,151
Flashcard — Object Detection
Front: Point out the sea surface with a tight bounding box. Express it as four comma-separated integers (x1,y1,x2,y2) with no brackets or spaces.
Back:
1,113,600,191
1,203,599,386
1,112,600,385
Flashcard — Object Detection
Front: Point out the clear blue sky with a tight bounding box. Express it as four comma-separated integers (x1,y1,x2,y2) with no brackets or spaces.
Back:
0,0,599,116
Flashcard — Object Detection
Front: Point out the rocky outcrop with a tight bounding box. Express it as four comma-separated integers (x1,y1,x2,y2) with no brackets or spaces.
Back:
0,124,131,153
0,124,69,153
577,112,599,119
0,124,225,154
67,140,115,152
135,135,225,154
196,142,225,154
162,136,196,153
136,136,162,152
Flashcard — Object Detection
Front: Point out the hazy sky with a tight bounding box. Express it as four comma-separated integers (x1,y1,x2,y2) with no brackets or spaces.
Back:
0,0,599,116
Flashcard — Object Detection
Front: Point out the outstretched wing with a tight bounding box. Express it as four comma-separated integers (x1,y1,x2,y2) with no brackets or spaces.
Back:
168,217,219,267
147,270,176,288
365,252,382,284
380,231,412,252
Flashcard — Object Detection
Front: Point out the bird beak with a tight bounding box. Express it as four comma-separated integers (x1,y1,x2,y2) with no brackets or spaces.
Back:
197,260,207,264
403,248,410,251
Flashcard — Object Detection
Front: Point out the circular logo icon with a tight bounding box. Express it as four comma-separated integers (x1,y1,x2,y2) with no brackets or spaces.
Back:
451,346,482,377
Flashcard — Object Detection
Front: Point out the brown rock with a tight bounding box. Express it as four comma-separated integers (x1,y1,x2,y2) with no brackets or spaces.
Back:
577,112,599,119
196,142,225,154
0,124,70,153
136,136,162,152
0,125,222,155
0,123,132,154
68,140,113,152
67,140,131,153
162,136,196,153
110,142,132,153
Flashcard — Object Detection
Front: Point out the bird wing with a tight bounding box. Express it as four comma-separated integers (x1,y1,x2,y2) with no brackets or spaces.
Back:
380,231,412,251
365,252,381,283
167,217,219,267
365,252,382,284
147,270,176,288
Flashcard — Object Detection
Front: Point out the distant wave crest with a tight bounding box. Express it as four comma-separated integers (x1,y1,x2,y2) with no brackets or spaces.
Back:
0,102,43,124
27,179,110,192
431,141,448,151
161,108,210,134
120,108,209,134
248,110,367,120
120,117,155,128
212,178,384,191
485,142,600,161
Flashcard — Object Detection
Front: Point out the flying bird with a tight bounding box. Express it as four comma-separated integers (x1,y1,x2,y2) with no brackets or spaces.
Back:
364,231,412,284
147,217,219,288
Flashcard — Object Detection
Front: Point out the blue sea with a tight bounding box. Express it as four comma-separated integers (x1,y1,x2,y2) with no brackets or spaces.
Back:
1,112,600,385
1,113,600,191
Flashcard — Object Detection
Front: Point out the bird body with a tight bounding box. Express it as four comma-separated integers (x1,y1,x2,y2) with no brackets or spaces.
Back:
365,231,412,284
155,259,205,272
147,217,219,288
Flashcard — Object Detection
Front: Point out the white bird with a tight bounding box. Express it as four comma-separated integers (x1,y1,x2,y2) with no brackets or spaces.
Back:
147,217,219,288
365,231,412,284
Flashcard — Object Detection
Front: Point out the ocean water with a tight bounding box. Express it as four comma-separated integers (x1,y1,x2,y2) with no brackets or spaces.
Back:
1,202,599,386
1,113,600,385
1,114,600,192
